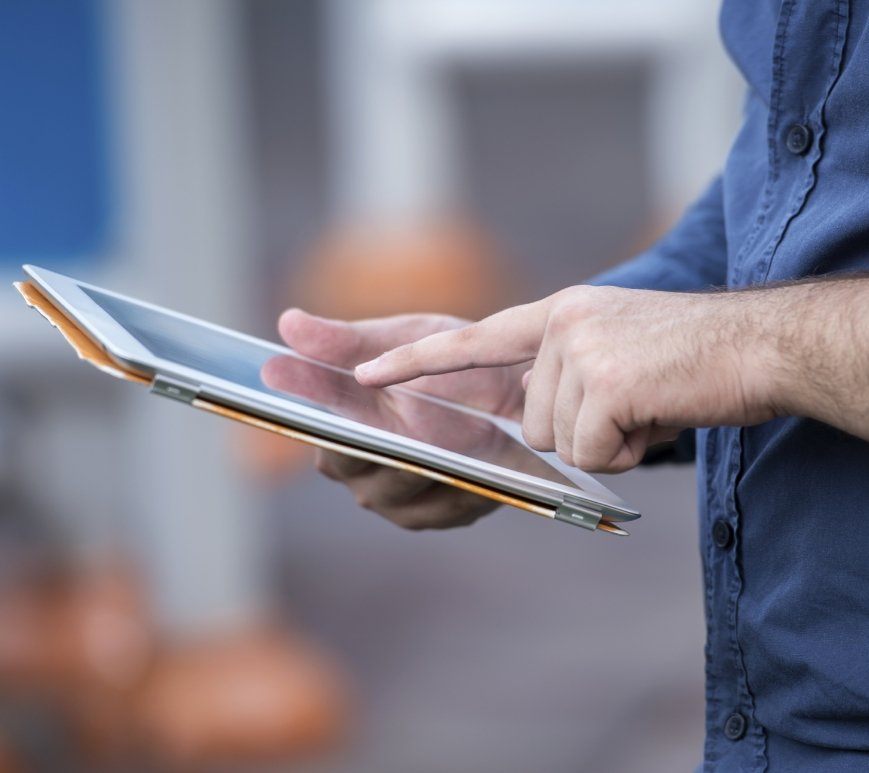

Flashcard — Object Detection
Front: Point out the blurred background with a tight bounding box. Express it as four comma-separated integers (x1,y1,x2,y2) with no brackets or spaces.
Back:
0,0,743,770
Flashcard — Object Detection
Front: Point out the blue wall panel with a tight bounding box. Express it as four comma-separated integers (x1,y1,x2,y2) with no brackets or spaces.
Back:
0,0,113,267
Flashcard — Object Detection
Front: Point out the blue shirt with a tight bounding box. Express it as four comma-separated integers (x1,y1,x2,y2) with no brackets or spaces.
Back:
593,1,869,770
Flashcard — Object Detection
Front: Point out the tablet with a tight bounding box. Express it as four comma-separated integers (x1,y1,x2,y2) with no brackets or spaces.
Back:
20,265,640,534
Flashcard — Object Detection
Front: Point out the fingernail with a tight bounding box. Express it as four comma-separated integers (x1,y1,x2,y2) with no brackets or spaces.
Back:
355,357,379,379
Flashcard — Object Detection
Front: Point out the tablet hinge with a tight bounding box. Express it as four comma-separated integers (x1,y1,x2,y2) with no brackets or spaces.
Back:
151,376,199,404
553,502,602,531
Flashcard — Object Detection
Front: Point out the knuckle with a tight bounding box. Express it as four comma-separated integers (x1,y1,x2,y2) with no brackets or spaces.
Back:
556,446,573,465
522,422,553,451
389,511,427,531
573,450,594,470
549,286,615,334
314,452,339,479
553,417,575,452
554,434,575,459
571,435,594,471
354,491,376,511
548,287,594,327
587,358,621,393
454,323,476,344
550,285,582,306
440,314,469,331
607,458,634,474
564,335,592,362
318,451,371,480
571,440,602,471
387,494,492,531
394,340,423,372
547,302,583,336
450,325,479,365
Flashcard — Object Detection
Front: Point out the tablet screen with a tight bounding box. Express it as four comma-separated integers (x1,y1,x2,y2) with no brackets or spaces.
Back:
82,286,607,496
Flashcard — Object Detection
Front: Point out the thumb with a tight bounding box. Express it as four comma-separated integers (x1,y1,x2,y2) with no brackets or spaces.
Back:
278,309,463,368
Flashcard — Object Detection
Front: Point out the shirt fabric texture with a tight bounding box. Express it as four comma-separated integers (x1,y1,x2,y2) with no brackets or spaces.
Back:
592,1,869,770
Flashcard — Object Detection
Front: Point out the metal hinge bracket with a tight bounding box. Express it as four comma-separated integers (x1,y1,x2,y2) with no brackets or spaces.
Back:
150,376,199,404
554,502,602,531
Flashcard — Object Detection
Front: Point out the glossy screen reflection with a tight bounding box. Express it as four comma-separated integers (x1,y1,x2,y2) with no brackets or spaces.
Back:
83,287,590,493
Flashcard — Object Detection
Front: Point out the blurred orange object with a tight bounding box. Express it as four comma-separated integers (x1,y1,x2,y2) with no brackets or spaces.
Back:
0,562,153,696
0,562,155,764
0,564,349,768
294,218,516,320
233,421,315,480
133,628,349,767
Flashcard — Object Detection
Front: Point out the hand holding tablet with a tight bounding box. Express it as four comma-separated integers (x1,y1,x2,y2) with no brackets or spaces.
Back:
266,311,546,530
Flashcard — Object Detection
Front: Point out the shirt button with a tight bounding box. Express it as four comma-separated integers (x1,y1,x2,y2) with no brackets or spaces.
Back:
724,712,747,741
712,519,733,549
785,123,812,155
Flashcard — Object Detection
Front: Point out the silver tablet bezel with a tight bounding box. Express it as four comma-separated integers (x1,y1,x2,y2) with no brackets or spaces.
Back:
24,264,639,522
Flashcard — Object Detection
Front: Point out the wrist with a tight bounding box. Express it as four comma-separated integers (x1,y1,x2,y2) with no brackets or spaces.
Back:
715,286,803,423
735,280,863,425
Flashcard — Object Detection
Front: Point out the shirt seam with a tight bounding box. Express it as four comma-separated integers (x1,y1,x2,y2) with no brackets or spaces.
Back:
759,0,848,285
729,430,769,772
702,429,721,771
730,0,795,288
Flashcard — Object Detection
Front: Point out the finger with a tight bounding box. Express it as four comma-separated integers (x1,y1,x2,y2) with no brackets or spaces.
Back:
572,400,648,473
648,426,682,446
355,300,553,387
278,309,461,368
346,466,435,510
260,355,363,417
552,368,583,462
314,449,375,481
521,351,561,451
376,486,495,531
261,351,406,432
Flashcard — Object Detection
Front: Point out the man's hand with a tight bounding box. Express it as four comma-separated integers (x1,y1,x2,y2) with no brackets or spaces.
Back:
355,280,869,473
273,310,527,529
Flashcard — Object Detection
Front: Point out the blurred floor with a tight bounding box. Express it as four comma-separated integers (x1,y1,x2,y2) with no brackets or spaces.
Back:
267,464,704,773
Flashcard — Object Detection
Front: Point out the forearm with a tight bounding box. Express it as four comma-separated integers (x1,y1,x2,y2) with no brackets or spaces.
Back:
751,276,869,440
